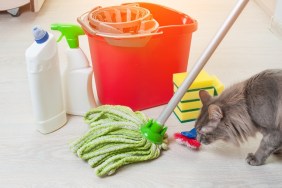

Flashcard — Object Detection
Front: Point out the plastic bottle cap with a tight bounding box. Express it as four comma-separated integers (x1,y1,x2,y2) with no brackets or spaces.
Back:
32,26,49,44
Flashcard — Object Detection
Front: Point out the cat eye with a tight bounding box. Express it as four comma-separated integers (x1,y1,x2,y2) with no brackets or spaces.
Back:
200,127,208,133
200,126,215,134
198,127,208,135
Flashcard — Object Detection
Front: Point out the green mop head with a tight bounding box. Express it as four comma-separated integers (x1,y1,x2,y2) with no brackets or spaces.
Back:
70,105,168,177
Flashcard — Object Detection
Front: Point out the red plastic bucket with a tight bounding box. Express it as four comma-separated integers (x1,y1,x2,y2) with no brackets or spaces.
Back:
79,2,197,110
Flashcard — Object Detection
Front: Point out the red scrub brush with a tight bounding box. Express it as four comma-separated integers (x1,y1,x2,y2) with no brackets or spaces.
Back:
174,128,201,149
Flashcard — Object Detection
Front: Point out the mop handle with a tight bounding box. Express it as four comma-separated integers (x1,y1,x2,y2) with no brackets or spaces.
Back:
157,0,249,125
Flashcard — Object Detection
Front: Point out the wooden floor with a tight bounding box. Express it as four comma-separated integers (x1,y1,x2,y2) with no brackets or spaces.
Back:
1,0,282,187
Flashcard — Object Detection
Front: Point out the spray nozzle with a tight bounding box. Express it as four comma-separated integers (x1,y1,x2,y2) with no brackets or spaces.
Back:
51,23,85,48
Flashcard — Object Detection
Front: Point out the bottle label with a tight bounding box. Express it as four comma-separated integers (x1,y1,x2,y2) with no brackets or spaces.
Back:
27,51,59,74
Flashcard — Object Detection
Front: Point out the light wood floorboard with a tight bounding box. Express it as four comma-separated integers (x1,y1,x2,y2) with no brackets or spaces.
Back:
0,0,282,187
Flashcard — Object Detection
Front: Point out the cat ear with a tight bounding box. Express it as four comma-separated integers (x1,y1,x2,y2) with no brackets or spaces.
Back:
208,104,223,120
199,90,212,105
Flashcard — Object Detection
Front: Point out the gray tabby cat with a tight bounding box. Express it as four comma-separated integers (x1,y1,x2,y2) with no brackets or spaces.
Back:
195,69,282,166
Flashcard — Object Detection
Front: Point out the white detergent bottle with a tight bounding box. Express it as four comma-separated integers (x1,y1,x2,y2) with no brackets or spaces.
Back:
25,26,67,134
51,23,96,116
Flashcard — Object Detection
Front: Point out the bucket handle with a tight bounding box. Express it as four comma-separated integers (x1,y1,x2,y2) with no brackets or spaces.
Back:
77,11,163,39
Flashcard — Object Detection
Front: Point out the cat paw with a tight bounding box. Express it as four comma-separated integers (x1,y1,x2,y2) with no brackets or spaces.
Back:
246,153,263,166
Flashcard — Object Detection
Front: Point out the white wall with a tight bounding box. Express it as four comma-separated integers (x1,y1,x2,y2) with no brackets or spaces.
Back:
274,0,282,22
255,0,282,38
254,0,276,16
271,0,282,37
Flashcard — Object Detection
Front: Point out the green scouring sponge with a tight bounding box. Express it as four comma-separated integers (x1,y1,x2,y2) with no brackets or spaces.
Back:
70,105,168,177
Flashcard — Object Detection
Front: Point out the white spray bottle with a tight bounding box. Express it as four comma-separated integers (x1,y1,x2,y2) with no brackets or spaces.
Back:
51,23,97,116
25,26,67,134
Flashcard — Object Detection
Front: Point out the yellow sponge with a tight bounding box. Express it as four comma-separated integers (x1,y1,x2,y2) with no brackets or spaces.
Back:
211,75,225,95
177,99,202,111
174,86,214,108
173,70,213,90
173,70,224,122
174,106,200,123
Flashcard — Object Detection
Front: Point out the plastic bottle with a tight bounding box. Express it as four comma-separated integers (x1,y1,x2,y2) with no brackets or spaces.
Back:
25,26,67,134
51,23,96,116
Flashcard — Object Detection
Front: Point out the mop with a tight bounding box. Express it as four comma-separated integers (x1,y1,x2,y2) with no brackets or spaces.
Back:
71,0,249,176
70,105,168,176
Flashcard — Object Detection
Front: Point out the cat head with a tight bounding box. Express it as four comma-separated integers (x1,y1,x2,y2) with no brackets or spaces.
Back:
195,90,230,145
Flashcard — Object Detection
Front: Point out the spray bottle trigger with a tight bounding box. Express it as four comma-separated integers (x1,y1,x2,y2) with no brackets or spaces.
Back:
56,34,64,43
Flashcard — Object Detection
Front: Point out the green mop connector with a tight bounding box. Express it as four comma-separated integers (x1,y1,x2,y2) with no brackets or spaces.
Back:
140,119,167,144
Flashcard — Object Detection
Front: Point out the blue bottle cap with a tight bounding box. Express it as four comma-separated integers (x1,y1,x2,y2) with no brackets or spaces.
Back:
32,26,49,44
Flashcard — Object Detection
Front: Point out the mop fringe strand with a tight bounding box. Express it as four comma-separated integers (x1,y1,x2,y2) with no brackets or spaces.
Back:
70,105,168,176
